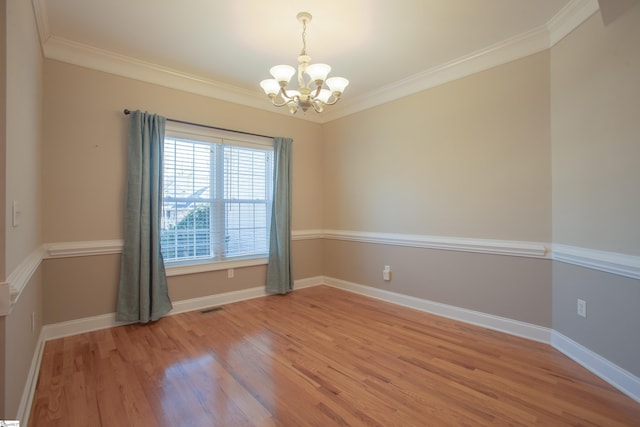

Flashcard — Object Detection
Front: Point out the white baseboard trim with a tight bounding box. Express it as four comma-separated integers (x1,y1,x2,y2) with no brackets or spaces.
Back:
551,331,640,403
42,312,128,341
16,329,46,425
293,276,325,289
170,285,267,315
42,276,324,341
323,277,552,344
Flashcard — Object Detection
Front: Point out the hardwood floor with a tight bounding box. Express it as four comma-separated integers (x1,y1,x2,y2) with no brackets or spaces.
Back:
29,285,640,426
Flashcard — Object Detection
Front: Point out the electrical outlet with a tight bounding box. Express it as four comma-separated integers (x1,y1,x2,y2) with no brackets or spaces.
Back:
227,268,234,279
383,265,391,281
577,299,587,318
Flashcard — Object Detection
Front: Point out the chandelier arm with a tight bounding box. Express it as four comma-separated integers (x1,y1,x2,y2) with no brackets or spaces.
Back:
271,99,290,108
268,92,291,107
278,87,296,101
322,95,341,106
312,83,323,98
311,103,322,113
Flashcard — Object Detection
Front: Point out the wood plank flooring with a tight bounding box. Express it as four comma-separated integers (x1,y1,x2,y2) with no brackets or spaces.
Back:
29,285,640,426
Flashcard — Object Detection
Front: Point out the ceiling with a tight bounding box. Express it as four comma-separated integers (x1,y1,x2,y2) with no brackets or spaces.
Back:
32,0,599,123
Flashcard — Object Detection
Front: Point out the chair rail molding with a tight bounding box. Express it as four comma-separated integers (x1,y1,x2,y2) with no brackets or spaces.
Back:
552,244,640,280
322,229,550,259
0,245,48,315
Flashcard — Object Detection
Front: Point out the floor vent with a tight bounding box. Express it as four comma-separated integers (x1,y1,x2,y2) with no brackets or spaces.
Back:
200,307,224,314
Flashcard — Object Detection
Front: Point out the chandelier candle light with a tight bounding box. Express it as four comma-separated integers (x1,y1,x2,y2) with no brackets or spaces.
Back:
260,12,349,114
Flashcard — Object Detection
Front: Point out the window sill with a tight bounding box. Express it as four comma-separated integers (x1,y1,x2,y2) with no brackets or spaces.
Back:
165,257,268,277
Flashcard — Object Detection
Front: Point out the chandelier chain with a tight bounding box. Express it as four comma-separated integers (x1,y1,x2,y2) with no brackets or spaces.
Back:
300,19,308,56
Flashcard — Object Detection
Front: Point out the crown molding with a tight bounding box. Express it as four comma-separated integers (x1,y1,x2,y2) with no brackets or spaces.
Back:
322,23,552,122
34,0,598,124
42,36,325,124
31,0,50,47
324,0,599,122
547,0,600,46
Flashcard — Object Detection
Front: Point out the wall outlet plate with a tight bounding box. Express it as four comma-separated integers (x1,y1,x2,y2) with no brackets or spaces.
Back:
383,265,391,281
577,299,587,318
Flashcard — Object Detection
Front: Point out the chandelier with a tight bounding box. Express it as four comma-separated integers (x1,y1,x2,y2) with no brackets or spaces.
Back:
260,12,349,114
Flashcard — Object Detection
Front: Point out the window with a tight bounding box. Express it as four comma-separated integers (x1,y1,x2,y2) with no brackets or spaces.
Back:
160,123,273,267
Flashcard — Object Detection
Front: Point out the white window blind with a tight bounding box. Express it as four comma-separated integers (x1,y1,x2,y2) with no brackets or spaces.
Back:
160,124,273,264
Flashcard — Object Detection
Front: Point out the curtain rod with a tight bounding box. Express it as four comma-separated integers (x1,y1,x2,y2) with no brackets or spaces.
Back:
123,109,274,139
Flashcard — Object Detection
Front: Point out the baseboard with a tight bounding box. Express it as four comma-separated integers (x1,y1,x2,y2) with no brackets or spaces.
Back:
42,312,128,341
293,275,325,289
323,277,553,343
42,276,324,341
324,277,640,402
16,329,46,425
171,276,323,314
170,286,267,315
551,331,640,403
41,275,550,344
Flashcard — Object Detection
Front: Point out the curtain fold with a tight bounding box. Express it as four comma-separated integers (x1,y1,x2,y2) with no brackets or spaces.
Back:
116,110,173,323
266,137,293,294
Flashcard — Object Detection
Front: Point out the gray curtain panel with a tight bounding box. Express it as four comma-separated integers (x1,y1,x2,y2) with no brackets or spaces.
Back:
266,137,294,294
116,110,173,323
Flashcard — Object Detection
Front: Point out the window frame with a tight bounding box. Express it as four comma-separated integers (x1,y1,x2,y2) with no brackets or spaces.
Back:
161,121,273,276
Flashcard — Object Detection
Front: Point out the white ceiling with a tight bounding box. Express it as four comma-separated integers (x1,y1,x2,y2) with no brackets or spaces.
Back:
33,0,600,123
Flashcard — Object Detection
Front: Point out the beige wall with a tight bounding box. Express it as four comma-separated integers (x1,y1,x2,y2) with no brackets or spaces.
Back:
5,269,42,416
325,240,551,326
551,8,640,255
0,0,6,416
42,255,120,324
42,43,554,327
553,262,640,377
3,0,44,420
6,0,43,273
551,6,640,377
320,52,552,327
42,60,326,323
43,60,324,242
323,51,551,242
43,238,323,324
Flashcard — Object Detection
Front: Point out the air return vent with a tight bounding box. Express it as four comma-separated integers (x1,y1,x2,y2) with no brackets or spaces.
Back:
200,307,224,314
